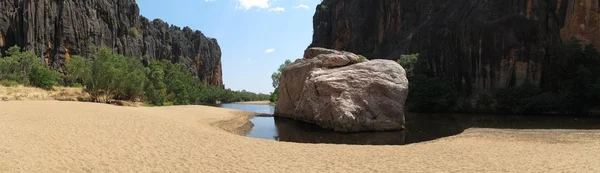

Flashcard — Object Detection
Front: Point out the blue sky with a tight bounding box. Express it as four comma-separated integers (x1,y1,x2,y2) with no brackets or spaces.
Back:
137,0,320,94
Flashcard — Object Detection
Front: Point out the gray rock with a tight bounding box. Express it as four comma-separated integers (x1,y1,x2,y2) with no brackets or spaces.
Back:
0,0,222,86
275,47,409,132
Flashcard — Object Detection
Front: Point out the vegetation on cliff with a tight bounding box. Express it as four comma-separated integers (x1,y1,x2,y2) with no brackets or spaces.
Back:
0,46,269,105
400,39,600,115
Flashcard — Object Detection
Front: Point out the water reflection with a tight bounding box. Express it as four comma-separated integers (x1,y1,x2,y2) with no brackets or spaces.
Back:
268,113,467,145
220,104,600,145
255,113,600,145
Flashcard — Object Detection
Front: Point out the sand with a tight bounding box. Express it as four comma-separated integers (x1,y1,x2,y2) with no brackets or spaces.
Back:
0,86,90,101
1,101,600,172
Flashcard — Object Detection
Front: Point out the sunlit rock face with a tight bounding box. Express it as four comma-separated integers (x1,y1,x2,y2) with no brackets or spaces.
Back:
310,0,600,94
275,47,409,132
0,0,222,86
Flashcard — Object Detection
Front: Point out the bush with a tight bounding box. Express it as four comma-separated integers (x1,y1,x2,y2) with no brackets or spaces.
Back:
474,93,496,112
64,55,90,86
130,27,140,37
0,46,41,84
406,75,458,112
270,88,280,103
357,55,368,63
145,61,167,105
453,97,475,113
29,65,62,89
86,47,147,102
397,53,419,79
1,80,18,87
71,83,83,88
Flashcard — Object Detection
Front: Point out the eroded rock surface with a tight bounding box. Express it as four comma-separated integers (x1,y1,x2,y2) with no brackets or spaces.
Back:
310,0,600,94
0,0,222,86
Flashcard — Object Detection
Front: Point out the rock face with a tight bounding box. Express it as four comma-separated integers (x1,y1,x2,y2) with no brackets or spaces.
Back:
0,0,222,86
310,0,600,94
275,48,409,132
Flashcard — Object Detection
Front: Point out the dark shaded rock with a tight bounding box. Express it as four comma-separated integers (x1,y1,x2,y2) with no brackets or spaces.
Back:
310,0,600,94
0,0,222,86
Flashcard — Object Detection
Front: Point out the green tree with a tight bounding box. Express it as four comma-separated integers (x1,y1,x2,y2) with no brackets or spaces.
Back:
86,47,147,102
145,61,167,105
270,59,292,103
397,53,419,79
0,46,41,84
271,59,292,89
269,88,280,103
64,55,90,86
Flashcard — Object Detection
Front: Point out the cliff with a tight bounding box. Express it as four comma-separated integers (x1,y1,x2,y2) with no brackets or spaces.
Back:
0,0,222,86
310,0,599,94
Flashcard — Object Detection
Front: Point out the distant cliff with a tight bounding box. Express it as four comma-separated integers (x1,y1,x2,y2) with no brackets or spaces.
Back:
310,0,600,94
0,0,222,86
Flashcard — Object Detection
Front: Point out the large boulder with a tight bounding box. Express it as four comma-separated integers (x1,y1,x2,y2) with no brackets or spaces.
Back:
275,47,409,132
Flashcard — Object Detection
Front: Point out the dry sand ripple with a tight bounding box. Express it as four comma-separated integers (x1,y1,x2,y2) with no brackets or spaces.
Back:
1,101,599,172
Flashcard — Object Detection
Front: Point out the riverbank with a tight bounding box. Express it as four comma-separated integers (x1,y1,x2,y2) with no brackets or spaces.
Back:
1,101,599,172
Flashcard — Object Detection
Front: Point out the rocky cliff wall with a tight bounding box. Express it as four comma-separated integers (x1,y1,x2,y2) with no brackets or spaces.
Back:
310,0,599,94
0,0,222,86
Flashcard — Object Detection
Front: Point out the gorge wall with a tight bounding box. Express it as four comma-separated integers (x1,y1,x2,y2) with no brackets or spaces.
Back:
0,0,222,86
310,0,600,94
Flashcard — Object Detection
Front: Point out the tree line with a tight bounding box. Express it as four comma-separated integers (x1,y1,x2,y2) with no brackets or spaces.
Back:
0,46,270,106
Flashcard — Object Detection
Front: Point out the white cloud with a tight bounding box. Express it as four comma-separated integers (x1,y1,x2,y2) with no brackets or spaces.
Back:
264,48,275,54
268,7,285,13
236,0,270,10
294,4,309,9
205,0,215,2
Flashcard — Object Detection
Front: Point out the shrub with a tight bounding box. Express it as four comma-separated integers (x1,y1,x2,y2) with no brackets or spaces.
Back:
494,81,539,114
130,27,140,37
29,65,62,89
64,55,90,86
357,55,368,63
71,83,83,88
145,61,167,105
270,88,280,103
86,47,147,102
0,46,41,84
406,75,458,112
397,53,419,79
453,97,475,113
474,92,496,113
0,80,18,87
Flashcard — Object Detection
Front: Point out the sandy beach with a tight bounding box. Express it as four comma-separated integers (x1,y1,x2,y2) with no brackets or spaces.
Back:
1,101,600,172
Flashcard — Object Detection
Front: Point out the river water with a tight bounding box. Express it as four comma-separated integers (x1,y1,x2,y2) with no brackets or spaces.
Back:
219,103,600,145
